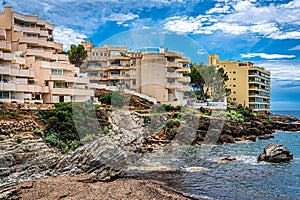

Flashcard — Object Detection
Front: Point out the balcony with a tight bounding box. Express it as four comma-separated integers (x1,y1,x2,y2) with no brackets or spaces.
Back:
40,30,49,37
166,83,182,89
51,87,74,95
165,51,183,58
45,23,54,30
26,48,45,56
3,53,15,61
42,86,50,93
167,62,183,68
181,85,190,91
166,72,183,78
16,84,42,93
51,54,68,61
0,41,11,51
0,82,16,91
0,27,6,40
37,19,46,26
176,67,191,73
178,76,191,83
50,74,75,82
75,77,89,84
14,12,37,23
107,65,131,70
15,57,26,65
74,88,94,96
14,25,40,34
108,56,130,60
0,65,10,74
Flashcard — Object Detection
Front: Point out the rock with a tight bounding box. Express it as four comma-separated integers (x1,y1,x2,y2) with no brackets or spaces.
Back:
219,156,237,162
258,135,274,140
257,144,293,163
218,134,235,144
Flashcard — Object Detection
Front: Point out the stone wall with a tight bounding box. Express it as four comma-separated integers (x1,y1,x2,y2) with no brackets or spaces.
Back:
0,120,38,135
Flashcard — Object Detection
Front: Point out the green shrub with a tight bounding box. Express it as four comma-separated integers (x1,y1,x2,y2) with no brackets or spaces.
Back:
39,102,111,153
0,136,5,141
162,104,181,112
16,137,23,144
103,126,110,135
34,128,44,138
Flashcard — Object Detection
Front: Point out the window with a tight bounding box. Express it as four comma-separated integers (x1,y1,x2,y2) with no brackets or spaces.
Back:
52,69,63,75
233,85,236,87
132,80,136,85
89,72,98,76
99,72,103,77
233,71,236,74
95,52,99,56
233,78,236,80
233,98,236,101
110,71,120,76
233,91,236,94
0,91,10,99
131,60,136,65
55,82,68,88
111,61,119,66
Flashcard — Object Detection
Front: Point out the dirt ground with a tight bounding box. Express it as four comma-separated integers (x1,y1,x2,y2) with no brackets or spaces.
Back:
4,174,192,200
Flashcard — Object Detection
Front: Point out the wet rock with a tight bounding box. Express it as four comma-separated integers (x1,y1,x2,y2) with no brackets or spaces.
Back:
258,135,274,140
219,156,237,162
218,134,235,144
257,144,293,163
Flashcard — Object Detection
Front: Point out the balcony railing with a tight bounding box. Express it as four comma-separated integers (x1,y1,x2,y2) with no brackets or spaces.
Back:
0,82,16,91
178,76,191,83
3,52,15,61
0,27,6,40
14,12,37,23
0,41,11,51
166,72,183,78
167,62,183,68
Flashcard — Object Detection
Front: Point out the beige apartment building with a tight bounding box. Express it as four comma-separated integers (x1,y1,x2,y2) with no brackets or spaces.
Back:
208,54,271,112
0,7,93,103
81,42,191,105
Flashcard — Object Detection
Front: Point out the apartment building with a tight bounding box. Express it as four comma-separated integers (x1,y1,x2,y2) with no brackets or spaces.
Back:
81,41,191,105
208,54,271,112
0,7,93,103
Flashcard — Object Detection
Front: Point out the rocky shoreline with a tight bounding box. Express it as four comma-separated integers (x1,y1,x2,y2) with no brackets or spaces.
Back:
0,107,300,199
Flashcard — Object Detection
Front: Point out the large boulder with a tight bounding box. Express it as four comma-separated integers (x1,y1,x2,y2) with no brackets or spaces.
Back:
257,144,293,163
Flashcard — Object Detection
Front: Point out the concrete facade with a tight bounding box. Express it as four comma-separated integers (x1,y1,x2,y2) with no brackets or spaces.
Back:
0,7,93,103
81,42,191,105
208,54,271,112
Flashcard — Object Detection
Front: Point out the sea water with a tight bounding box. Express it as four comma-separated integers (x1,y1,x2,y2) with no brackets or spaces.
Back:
126,110,300,200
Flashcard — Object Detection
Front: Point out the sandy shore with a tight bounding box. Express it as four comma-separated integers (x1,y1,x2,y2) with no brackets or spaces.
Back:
2,174,193,200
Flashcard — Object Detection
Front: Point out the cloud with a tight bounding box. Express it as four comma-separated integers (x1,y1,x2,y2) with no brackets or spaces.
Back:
289,45,300,51
107,13,139,24
240,53,296,59
53,26,87,51
163,0,300,40
256,60,300,87
164,16,202,34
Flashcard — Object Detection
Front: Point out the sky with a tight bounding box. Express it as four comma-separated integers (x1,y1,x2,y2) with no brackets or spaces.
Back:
1,0,300,110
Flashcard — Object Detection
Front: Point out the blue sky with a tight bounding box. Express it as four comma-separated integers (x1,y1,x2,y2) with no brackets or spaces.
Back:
1,0,300,110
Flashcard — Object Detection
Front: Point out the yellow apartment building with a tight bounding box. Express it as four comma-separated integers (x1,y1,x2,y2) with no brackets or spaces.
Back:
0,7,93,103
81,42,191,105
208,54,271,112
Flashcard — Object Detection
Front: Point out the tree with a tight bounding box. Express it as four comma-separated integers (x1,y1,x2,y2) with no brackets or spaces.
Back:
188,62,206,100
188,63,230,101
67,44,88,67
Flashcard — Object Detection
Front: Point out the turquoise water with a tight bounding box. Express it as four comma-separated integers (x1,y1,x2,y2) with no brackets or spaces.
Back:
127,111,300,200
